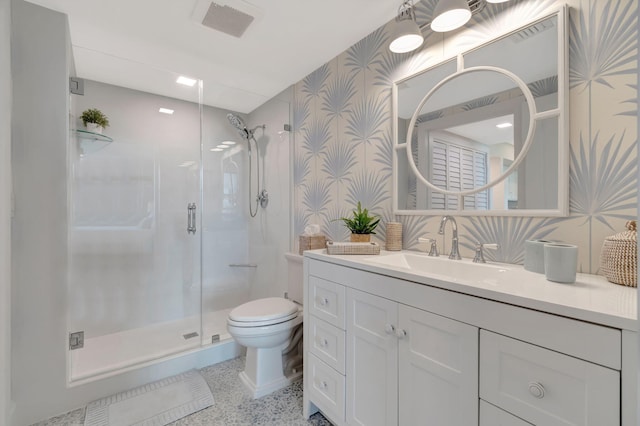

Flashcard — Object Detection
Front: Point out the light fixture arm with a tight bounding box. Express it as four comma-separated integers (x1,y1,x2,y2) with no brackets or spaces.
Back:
396,0,417,22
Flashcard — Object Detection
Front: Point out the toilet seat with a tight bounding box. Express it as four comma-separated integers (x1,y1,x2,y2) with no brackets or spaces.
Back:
228,297,299,327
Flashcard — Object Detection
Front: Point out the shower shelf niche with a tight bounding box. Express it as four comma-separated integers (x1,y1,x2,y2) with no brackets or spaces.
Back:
74,129,113,155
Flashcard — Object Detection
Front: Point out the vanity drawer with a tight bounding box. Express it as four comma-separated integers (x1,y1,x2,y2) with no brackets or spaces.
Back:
480,400,532,426
308,353,345,423
309,315,346,374
308,276,345,329
480,330,620,426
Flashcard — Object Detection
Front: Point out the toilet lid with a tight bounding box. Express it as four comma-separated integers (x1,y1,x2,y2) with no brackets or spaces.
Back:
229,297,298,323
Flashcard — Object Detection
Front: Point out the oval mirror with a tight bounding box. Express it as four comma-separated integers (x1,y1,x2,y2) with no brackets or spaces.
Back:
405,68,535,210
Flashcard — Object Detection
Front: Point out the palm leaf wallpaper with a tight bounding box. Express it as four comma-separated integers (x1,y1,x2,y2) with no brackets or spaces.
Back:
292,0,637,273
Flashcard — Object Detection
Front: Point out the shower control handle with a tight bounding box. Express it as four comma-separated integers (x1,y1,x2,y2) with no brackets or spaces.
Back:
187,203,196,234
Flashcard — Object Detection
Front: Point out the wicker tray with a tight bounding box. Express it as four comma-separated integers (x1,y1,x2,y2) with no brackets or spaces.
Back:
600,220,637,287
326,241,380,255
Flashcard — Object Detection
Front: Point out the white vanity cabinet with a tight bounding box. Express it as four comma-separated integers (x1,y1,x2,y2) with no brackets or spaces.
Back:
307,284,479,426
303,252,637,426
346,288,479,426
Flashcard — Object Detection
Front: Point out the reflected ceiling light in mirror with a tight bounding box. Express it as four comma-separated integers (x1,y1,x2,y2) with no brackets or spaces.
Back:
158,108,174,114
389,0,424,53
496,122,513,129
431,0,472,32
176,76,197,87
221,141,236,145
210,148,224,152
486,0,510,3
216,144,230,149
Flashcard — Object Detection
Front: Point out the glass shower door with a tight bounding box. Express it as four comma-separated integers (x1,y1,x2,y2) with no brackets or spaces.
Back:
67,63,203,383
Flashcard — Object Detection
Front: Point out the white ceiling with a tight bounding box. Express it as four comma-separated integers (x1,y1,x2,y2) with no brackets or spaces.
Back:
25,0,399,113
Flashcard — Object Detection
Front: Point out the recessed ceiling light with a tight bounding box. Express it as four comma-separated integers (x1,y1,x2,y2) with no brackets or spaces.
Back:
221,141,236,145
176,76,197,87
210,148,224,152
216,144,230,149
496,122,513,129
159,108,174,115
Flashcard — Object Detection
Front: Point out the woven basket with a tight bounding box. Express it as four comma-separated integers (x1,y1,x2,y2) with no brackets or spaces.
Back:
600,220,637,287
299,235,327,255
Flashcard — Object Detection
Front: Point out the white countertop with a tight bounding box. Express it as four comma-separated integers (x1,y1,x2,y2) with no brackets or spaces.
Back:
305,249,638,331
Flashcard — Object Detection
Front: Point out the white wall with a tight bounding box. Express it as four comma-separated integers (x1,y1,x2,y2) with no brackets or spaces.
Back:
0,0,12,423
246,90,293,301
11,2,71,423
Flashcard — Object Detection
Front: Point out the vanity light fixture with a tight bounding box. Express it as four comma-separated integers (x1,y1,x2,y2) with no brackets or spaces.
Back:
390,0,484,53
176,76,197,87
389,0,424,53
158,108,174,115
496,122,513,129
431,0,472,32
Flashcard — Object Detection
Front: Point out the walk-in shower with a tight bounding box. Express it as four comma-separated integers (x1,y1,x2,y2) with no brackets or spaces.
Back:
226,113,267,217
65,63,286,384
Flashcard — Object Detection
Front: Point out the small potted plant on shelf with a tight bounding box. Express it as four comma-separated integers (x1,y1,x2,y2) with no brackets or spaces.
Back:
81,108,110,134
337,202,380,243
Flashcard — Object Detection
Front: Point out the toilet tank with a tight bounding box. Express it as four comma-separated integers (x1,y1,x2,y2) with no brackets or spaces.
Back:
285,252,303,304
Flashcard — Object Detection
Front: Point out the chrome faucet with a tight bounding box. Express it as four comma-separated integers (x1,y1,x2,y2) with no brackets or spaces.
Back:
438,215,461,260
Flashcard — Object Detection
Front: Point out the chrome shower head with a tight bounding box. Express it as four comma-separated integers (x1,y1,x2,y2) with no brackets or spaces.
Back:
226,113,249,138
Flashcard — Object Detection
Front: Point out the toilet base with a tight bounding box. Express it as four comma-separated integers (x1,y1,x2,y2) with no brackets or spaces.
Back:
238,369,302,399
239,346,303,399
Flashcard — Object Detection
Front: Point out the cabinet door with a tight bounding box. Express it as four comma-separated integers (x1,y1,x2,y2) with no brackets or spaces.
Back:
398,305,479,426
346,288,398,426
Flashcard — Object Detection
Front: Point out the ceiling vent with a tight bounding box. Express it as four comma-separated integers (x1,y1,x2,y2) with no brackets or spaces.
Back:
192,0,263,38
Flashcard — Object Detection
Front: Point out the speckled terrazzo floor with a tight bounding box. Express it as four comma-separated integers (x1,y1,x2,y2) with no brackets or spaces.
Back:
32,357,332,426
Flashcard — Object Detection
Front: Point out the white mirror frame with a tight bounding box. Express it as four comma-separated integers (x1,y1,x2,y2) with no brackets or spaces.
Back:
393,6,569,217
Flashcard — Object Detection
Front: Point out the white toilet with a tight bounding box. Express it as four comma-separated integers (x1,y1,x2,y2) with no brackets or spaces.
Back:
227,253,303,398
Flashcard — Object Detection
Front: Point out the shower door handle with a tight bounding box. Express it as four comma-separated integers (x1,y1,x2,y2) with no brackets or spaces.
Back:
187,203,196,234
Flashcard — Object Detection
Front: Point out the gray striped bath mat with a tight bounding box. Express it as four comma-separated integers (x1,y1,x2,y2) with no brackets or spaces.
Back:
84,370,213,426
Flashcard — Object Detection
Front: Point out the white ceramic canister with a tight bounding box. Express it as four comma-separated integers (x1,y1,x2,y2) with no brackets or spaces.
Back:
544,243,578,283
524,239,555,274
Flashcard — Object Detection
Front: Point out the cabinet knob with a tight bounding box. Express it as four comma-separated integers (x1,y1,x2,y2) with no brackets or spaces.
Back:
385,324,396,334
528,382,545,399
318,297,329,306
318,338,328,348
396,329,407,339
321,380,328,389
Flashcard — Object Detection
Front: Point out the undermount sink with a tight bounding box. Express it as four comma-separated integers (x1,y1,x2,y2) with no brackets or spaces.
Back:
362,252,511,283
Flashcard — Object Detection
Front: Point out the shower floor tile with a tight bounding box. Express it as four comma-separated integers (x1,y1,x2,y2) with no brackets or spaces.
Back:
31,356,332,426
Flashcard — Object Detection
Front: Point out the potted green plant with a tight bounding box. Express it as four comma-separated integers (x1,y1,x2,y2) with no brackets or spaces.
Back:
81,108,110,134
337,202,380,242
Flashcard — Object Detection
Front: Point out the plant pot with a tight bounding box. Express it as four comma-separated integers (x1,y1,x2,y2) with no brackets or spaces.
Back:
85,123,103,134
350,233,371,243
